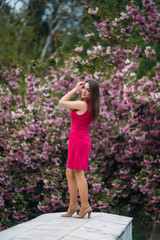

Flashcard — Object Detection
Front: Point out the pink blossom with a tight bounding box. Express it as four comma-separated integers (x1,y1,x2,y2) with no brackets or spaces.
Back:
106,46,111,55
11,111,24,119
136,95,147,102
93,45,104,54
143,0,152,8
85,33,94,38
0,194,4,207
135,133,146,142
145,46,156,59
11,68,20,76
130,72,136,77
74,46,83,52
112,183,120,188
37,204,50,213
88,7,99,15
92,183,101,192
122,194,128,198
87,50,92,55
120,12,129,20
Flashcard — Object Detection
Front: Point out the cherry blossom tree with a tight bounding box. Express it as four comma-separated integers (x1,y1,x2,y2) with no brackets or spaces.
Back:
0,0,160,234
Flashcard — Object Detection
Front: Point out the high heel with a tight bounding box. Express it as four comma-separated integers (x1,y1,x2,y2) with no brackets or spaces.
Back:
74,206,92,219
61,205,80,217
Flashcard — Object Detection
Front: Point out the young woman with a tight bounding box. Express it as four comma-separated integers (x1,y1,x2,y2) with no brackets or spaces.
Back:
59,80,100,218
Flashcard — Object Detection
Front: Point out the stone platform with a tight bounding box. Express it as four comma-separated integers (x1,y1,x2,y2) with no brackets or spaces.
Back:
0,212,133,240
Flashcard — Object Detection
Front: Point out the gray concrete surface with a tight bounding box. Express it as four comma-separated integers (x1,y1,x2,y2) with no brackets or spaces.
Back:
0,212,133,240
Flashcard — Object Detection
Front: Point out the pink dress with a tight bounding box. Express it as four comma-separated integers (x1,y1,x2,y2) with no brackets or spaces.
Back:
67,100,92,170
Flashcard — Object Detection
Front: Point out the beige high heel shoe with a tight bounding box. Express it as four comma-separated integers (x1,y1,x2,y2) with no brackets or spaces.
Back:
74,206,92,219
61,205,80,217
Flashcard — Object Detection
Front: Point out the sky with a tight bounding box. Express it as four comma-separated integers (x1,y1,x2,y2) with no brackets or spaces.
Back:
6,0,27,11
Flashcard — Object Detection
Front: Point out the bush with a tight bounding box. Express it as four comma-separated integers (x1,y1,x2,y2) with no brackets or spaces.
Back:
0,0,160,230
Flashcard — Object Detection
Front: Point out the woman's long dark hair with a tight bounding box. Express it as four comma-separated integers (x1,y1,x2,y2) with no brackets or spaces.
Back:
86,80,100,122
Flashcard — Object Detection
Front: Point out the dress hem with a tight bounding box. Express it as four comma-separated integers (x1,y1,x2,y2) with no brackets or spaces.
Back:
66,165,88,171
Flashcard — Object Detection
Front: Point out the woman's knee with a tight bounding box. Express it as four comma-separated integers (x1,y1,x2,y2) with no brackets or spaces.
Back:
74,170,85,179
66,168,75,179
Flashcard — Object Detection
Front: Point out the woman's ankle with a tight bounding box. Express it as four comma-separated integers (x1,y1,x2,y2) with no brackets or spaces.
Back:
69,202,78,208
80,203,90,209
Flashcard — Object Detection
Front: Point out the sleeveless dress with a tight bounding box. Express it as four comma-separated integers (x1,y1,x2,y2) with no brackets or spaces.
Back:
66,100,92,170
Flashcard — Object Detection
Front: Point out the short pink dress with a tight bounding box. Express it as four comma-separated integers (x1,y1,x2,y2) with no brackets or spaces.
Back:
67,100,92,170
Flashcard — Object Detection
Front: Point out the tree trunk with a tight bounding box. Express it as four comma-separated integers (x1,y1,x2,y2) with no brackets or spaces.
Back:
147,221,160,240
40,0,86,62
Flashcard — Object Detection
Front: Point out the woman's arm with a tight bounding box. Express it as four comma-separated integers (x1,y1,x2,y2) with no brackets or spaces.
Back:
59,82,87,110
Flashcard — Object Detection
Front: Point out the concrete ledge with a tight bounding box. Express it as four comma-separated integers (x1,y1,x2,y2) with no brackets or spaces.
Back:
0,212,133,240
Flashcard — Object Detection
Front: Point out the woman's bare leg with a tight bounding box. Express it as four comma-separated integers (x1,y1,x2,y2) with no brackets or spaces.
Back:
66,167,78,212
74,170,89,214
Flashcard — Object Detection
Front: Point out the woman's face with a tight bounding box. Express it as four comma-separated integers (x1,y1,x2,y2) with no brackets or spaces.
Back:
81,82,90,100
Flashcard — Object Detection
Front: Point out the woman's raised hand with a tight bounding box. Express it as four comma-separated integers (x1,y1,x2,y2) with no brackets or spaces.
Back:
75,82,85,91
59,81,85,107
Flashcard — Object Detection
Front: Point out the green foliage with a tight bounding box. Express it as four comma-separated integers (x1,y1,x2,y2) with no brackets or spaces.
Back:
0,9,42,67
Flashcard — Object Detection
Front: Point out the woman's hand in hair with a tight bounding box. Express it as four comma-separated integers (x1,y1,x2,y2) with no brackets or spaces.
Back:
74,82,85,91
59,81,87,110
